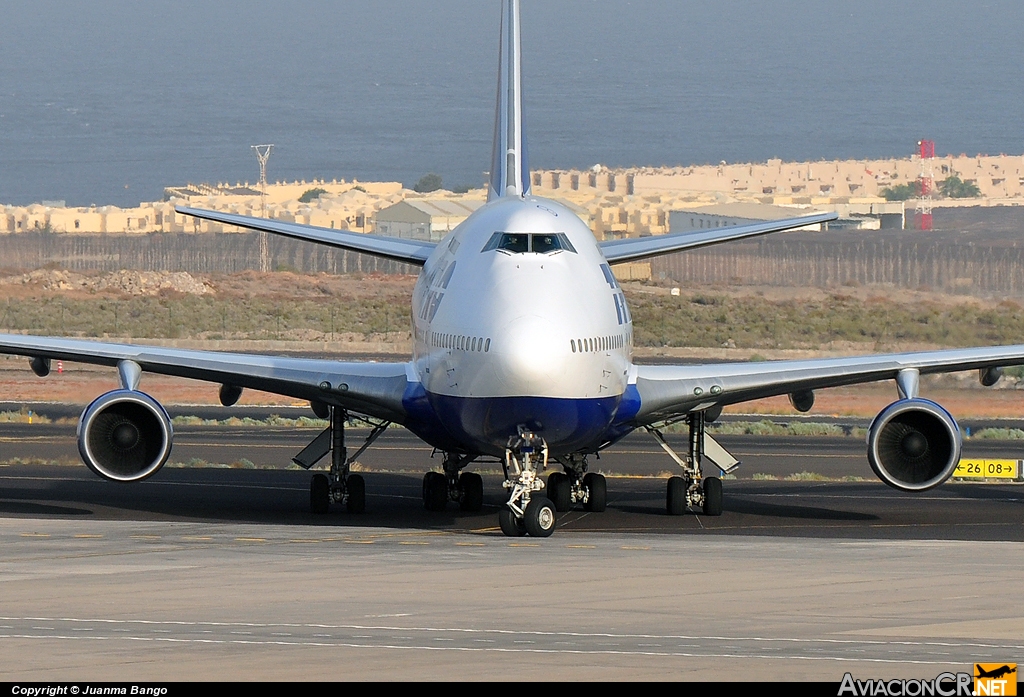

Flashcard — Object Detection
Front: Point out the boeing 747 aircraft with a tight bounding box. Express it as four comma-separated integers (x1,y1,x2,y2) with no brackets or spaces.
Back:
2,1,1022,537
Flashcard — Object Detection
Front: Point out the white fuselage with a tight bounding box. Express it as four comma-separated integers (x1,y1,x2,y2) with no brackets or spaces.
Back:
405,195,637,455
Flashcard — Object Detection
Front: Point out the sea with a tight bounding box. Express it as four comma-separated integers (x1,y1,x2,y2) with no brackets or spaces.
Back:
1,0,1022,209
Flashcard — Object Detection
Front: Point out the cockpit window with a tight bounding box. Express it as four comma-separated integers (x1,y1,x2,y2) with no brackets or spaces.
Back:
481,232,577,255
499,233,529,253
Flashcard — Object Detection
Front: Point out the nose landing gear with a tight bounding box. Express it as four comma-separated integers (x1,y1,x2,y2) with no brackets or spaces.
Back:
500,428,556,537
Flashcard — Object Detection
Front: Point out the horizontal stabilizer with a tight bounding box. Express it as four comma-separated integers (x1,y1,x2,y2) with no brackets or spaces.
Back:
599,212,838,264
175,206,435,266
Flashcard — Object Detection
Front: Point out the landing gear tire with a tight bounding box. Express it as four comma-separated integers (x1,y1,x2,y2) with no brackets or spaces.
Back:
310,473,330,514
666,476,687,516
423,471,447,511
547,472,571,512
347,474,366,514
702,476,723,516
583,472,607,512
523,496,557,538
459,472,484,512
498,507,527,537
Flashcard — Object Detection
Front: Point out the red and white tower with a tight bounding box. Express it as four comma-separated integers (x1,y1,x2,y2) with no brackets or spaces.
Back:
915,139,935,231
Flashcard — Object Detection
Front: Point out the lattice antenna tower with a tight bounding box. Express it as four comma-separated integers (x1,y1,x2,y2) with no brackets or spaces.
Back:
916,139,935,231
252,144,274,272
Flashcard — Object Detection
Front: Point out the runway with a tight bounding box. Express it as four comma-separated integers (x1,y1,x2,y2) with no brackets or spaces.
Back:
2,426,1024,680
1,519,1022,681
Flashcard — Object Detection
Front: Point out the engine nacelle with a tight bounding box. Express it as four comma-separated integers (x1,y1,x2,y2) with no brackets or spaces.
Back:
867,398,961,492
77,390,173,482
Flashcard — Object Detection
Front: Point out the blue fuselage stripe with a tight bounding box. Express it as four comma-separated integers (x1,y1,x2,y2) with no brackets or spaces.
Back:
401,383,641,456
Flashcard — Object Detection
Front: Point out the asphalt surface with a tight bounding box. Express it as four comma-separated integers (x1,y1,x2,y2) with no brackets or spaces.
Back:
3,426,1024,680
1,518,1022,680
1,426,1023,540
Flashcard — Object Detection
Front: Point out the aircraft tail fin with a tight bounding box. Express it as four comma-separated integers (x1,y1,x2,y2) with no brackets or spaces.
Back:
488,0,531,201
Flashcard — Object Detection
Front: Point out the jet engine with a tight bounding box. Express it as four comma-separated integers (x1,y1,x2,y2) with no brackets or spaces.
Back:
866,398,961,492
77,390,173,482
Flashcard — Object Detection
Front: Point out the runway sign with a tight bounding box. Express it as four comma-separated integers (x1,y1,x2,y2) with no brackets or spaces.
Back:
953,459,1021,480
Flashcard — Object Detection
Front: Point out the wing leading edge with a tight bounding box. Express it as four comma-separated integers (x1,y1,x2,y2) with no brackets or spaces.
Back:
0,334,410,422
631,345,1024,424
174,206,435,266
599,212,838,265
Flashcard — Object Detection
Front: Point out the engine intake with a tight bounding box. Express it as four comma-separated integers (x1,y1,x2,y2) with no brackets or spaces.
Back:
78,390,173,482
867,398,961,492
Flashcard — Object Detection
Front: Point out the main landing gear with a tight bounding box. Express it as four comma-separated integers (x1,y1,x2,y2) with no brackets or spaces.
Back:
547,454,606,514
298,406,389,515
499,428,558,537
422,452,484,513
648,411,737,517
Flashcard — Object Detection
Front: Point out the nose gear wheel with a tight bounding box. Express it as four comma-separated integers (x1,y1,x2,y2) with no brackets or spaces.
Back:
500,428,555,536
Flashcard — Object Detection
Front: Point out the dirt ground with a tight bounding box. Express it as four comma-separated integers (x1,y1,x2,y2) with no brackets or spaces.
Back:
0,267,419,301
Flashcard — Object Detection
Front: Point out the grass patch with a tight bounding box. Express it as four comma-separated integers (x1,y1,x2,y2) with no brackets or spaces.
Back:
171,415,329,428
742,472,871,482
700,419,864,438
970,427,1024,440
4,283,1024,349
0,410,52,424
629,290,1024,349
784,471,830,481
0,292,408,340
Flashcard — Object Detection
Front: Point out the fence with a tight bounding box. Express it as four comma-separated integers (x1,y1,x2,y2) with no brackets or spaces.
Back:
3,231,1024,297
651,237,1024,297
0,232,415,276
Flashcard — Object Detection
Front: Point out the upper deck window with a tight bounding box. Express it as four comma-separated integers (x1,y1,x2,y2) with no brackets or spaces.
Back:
481,232,577,255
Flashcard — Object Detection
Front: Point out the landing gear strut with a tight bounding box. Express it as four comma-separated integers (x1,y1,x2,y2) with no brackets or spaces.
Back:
648,411,728,517
305,408,389,514
500,428,556,537
548,454,606,513
422,452,483,512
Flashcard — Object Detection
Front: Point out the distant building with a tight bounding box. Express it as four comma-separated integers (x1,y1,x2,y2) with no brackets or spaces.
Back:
669,203,830,233
375,199,485,242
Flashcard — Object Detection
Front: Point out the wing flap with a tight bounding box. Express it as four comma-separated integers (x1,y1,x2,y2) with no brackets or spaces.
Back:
599,212,838,264
174,206,435,266
633,345,1024,424
0,334,410,422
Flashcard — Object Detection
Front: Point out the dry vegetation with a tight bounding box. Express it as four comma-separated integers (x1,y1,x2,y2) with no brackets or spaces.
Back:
2,269,1024,351
0,269,415,341
628,284,1024,351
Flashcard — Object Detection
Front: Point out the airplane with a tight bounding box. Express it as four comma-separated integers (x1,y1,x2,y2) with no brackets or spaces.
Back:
976,666,1016,680
2,0,1023,538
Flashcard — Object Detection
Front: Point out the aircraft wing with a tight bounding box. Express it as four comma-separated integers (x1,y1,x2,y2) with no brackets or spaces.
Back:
633,345,1024,424
174,206,435,266
0,334,410,422
599,212,838,265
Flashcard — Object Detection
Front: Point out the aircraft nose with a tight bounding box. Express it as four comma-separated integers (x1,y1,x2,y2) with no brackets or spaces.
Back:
495,314,569,394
